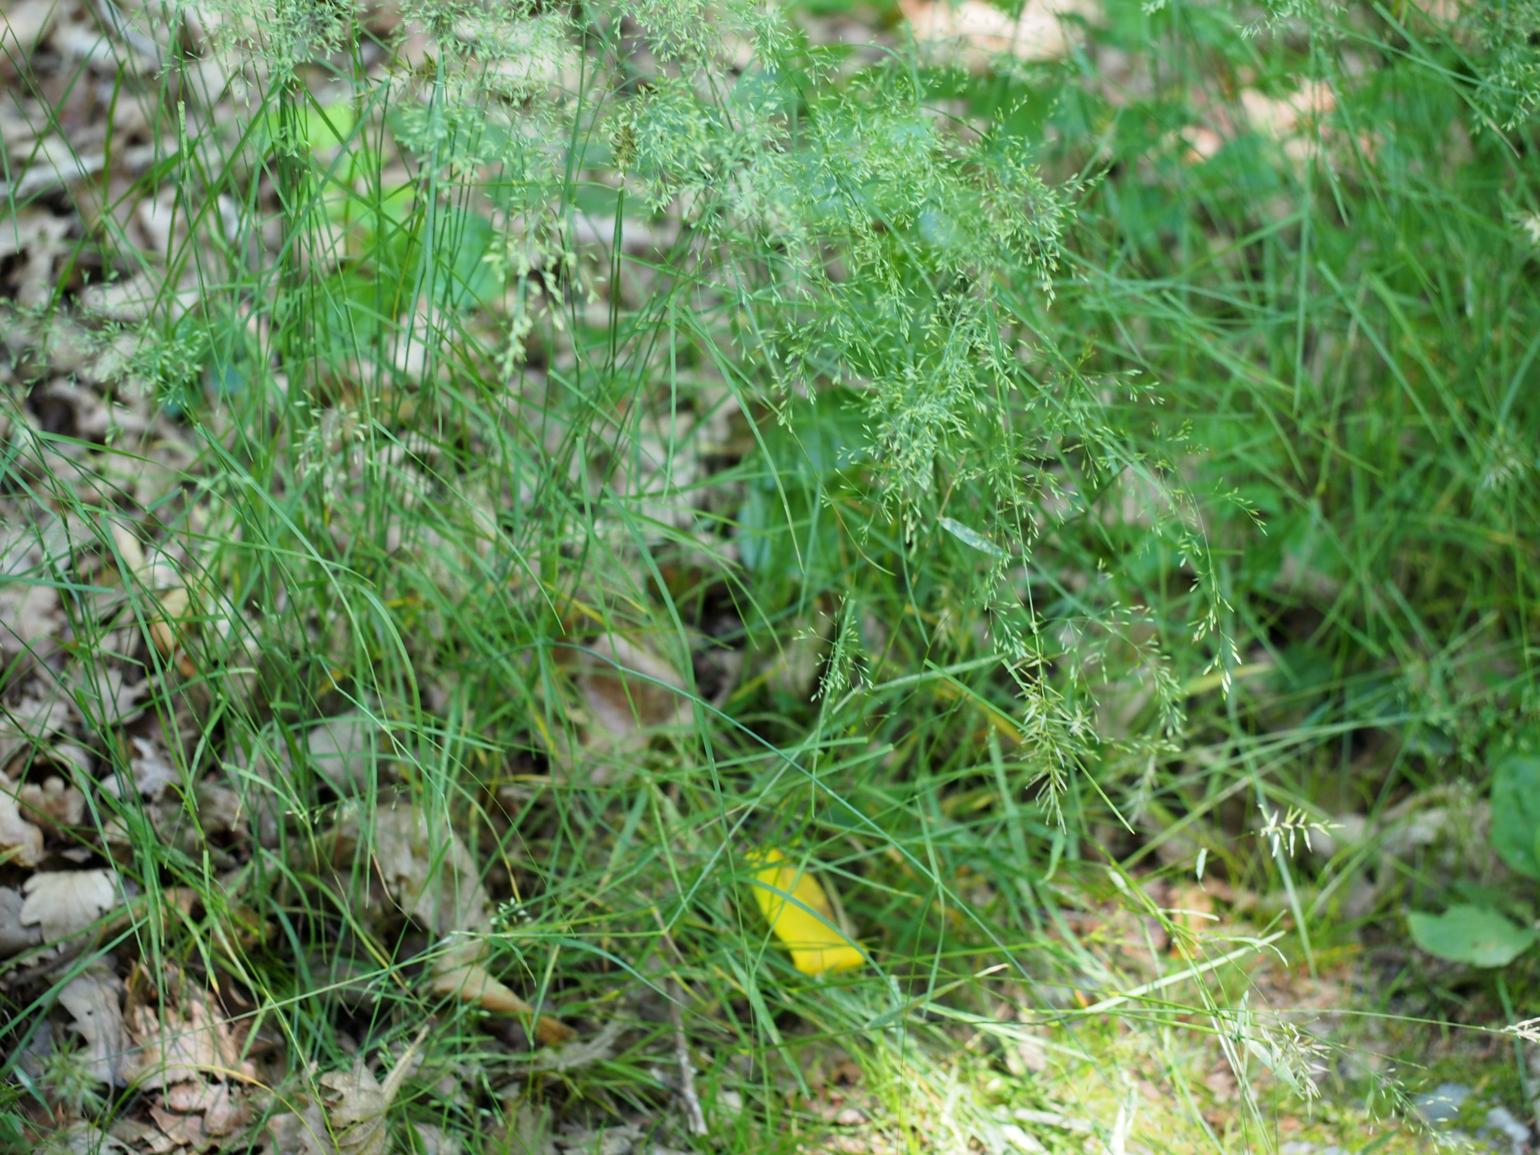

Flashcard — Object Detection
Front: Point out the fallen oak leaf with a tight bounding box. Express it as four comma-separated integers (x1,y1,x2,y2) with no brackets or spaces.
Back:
307,711,383,794
146,1080,252,1151
0,0,60,51
554,634,692,783
331,800,574,1044
20,868,118,946
55,1123,134,1154
149,585,198,677
122,735,180,801
108,522,198,678
18,774,85,826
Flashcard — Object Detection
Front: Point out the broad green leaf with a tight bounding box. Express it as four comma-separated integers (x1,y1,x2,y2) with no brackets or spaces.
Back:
390,207,500,312
258,101,357,158
301,102,357,155
1491,753,1540,879
1408,904,1535,968
748,848,865,976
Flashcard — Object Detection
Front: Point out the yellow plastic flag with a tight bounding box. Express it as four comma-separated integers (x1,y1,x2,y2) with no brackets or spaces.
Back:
749,849,866,976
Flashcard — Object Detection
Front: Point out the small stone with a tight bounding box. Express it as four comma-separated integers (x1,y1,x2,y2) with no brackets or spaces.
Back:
1483,1105,1530,1155
1414,1082,1471,1125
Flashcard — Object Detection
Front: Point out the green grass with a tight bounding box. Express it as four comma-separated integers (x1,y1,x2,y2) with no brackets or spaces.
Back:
2,0,1539,1151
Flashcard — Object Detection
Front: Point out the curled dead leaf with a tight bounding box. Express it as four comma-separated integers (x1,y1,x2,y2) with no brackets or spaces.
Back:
0,683,81,773
109,522,198,677
19,774,85,826
1240,81,1336,141
58,966,130,1086
122,966,255,1090
566,634,688,780
151,585,198,677
124,736,180,801
146,1080,251,1151
329,802,572,1044
429,938,574,1045
0,885,43,956
1,786,45,867
305,1026,430,1155
0,0,60,50
308,711,382,793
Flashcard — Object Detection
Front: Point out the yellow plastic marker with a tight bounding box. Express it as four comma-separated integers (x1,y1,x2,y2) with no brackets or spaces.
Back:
749,849,866,976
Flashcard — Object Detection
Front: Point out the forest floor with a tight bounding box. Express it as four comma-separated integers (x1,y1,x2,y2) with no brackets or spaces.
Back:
3,0,1539,1152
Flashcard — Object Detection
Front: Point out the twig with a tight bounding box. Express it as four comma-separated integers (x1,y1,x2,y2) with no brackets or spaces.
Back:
670,978,708,1137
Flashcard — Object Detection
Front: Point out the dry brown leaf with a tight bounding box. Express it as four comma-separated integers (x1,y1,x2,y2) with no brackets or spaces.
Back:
330,802,575,1043
428,939,534,1015
113,964,260,1150
146,1080,252,1151
1163,881,1221,949
1240,81,1335,140
0,787,45,867
163,1079,251,1131
412,1123,464,1155
336,801,489,935
19,774,86,826
58,966,131,1086
0,682,83,771
111,522,200,679
898,0,1094,67
9,209,72,308
428,939,574,1044
56,1122,135,1154
305,1027,430,1155
307,711,382,793
79,272,165,323
127,736,180,800
123,979,254,1090
0,580,59,663
0,884,43,956
1174,79,1361,170
151,585,198,677
193,781,244,837
572,634,688,772
76,664,151,727
20,868,117,945
550,1123,682,1155
0,530,64,669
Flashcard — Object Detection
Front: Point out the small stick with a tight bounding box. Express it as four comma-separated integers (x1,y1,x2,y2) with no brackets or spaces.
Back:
670,979,707,1137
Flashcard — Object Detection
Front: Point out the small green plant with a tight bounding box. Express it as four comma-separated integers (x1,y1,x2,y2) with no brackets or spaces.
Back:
1410,749,1540,968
